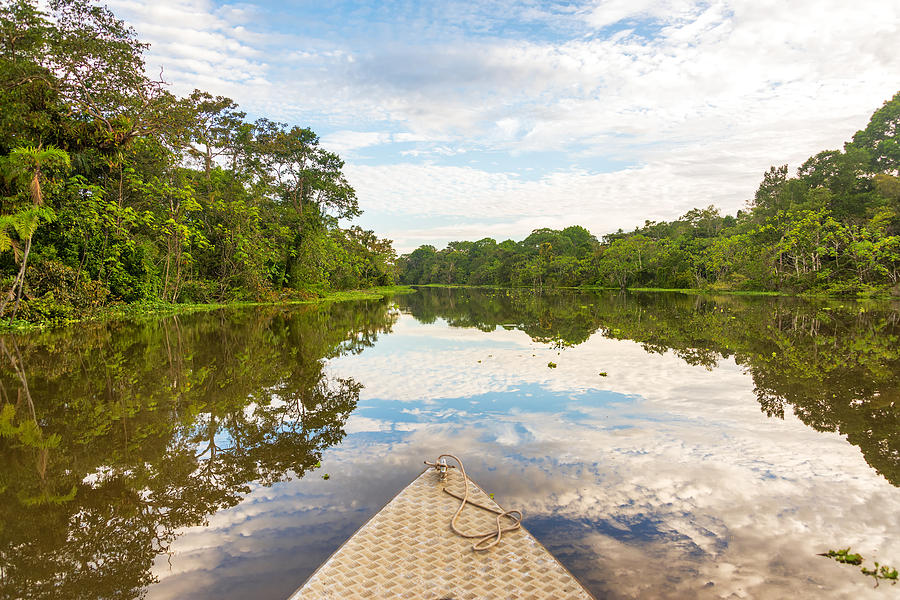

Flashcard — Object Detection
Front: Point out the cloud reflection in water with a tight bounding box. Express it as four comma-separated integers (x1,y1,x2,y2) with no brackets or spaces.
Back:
149,311,900,600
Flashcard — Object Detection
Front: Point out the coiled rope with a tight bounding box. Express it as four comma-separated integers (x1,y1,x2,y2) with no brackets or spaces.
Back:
424,454,523,551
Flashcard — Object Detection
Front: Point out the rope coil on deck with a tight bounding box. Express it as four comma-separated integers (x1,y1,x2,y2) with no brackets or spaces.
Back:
424,454,523,552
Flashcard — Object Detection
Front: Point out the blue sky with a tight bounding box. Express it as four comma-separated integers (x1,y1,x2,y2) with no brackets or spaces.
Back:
107,0,900,251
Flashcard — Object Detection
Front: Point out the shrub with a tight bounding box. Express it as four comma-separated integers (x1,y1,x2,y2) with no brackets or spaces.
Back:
19,259,109,322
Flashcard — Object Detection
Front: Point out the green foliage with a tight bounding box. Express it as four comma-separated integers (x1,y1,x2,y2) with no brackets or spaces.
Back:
822,547,898,588
821,548,863,565
0,205,55,256
20,259,109,321
851,91,900,175
398,91,900,297
0,0,397,324
861,563,898,587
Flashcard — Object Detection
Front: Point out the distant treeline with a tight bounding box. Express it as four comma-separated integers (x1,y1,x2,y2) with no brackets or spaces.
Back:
0,0,396,323
398,92,900,296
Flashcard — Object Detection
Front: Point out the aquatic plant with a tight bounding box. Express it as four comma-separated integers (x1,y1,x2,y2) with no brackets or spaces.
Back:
862,563,899,588
820,548,863,565
820,548,898,587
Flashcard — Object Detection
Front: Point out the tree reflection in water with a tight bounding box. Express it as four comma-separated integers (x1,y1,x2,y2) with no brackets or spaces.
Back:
1,289,897,599
401,288,900,486
0,300,396,600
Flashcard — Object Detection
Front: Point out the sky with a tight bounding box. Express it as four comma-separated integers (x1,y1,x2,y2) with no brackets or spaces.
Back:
105,0,900,252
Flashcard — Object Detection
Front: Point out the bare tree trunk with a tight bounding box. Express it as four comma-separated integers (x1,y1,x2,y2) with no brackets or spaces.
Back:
172,232,183,303
116,162,124,230
76,239,88,286
0,236,32,318
10,237,31,319
294,180,304,232
162,236,172,300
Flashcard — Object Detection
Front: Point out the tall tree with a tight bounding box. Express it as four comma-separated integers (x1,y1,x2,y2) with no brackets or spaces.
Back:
0,145,68,317
851,91,900,175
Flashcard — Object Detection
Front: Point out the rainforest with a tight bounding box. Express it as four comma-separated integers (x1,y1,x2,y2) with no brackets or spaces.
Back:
0,0,397,327
2,1,899,332
2,2,899,599
397,92,900,296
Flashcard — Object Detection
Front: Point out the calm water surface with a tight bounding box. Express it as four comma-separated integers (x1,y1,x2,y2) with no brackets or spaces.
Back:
1,288,898,599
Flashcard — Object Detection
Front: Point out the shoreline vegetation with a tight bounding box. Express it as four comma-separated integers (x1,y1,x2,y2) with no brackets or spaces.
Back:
415,283,900,300
1,1,898,334
1,1,399,329
0,285,416,333
416,283,788,295
397,92,900,298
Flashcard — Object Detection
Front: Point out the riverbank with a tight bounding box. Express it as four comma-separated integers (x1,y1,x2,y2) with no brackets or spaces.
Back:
413,283,899,299
0,286,416,333
416,283,785,296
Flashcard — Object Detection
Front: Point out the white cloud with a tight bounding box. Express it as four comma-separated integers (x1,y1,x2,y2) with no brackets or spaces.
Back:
579,0,705,30
319,130,392,154
348,157,757,250
326,315,749,404
107,0,900,248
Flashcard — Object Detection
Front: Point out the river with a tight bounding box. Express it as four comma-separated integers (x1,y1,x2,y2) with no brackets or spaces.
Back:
1,287,897,599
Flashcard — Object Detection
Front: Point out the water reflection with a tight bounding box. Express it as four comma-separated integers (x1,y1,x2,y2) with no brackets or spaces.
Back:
322,288,900,599
1,289,899,600
401,288,900,486
0,301,397,600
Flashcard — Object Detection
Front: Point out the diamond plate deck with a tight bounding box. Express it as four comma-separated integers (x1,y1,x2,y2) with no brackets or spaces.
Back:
289,467,594,599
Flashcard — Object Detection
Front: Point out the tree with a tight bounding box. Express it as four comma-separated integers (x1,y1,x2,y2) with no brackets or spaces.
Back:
401,245,437,284
185,90,245,184
0,301,398,598
42,0,173,151
850,90,900,175
597,235,655,289
681,205,725,238
255,120,359,229
750,164,789,214
798,148,873,220
0,145,69,317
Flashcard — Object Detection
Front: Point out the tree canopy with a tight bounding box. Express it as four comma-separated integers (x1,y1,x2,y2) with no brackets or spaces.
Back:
0,0,396,325
398,92,900,297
